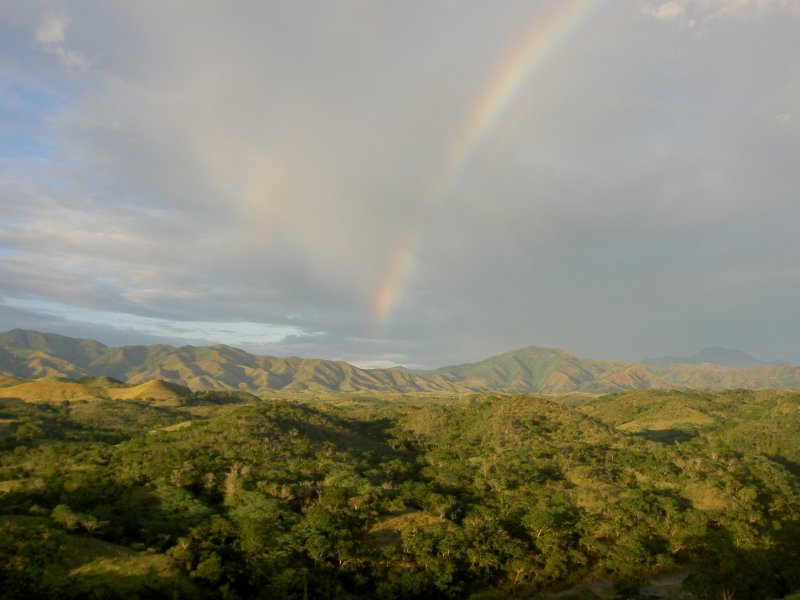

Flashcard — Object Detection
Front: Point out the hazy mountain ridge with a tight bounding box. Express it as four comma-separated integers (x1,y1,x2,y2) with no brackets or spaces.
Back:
642,346,784,368
2,329,799,394
0,329,461,394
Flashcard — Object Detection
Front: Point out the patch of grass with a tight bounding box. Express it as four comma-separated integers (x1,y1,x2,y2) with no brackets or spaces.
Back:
0,515,198,598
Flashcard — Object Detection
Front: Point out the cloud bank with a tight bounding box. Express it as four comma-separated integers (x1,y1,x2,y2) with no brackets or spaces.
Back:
1,0,799,367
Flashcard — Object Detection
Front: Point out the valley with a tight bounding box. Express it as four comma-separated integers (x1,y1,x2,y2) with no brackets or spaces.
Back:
3,364,800,597
3,330,800,598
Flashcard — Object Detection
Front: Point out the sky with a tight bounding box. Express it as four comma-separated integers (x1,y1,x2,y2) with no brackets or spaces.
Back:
1,0,799,369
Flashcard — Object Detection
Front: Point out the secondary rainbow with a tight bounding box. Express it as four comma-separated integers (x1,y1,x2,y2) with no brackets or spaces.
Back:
373,0,607,324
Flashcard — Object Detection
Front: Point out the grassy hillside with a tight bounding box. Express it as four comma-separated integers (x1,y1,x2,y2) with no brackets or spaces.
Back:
0,376,192,404
656,363,800,389
1,515,197,598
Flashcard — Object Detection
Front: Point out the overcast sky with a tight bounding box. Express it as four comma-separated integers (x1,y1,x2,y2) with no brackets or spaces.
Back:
1,1,799,368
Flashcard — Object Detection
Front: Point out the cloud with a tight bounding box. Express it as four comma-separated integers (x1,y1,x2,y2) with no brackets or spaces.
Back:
642,0,800,25
644,1,687,20
710,0,800,18
34,10,90,71
1,2,800,366
35,11,67,45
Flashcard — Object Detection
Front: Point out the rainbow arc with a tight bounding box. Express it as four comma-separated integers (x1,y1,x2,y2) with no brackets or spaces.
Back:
373,0,607,325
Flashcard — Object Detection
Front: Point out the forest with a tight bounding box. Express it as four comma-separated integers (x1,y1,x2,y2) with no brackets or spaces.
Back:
2,387,800,599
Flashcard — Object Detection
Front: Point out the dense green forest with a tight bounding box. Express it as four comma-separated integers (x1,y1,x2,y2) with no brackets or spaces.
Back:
2,388,800,599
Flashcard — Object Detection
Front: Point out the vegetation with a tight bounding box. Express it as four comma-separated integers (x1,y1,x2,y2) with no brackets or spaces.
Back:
2,386,800,598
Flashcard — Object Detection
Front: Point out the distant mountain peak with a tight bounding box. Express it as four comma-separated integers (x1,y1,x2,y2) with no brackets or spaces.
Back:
643,346,769,369
690,347,761,366
0,328,104,347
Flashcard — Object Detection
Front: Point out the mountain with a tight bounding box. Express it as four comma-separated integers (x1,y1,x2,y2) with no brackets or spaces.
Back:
431,346,604,392
429,346,678,393
643,346,774,369
0,329,460,394
2,329,799,394
0,329,108,367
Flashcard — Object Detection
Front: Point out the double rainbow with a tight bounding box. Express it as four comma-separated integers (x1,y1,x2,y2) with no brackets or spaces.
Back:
373,0,607,324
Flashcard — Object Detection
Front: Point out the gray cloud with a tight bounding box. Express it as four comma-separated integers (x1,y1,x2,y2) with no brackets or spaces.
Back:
1,0,799,367
34,10,90,71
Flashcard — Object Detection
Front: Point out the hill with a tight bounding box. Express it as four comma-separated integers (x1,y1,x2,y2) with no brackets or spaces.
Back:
106,380,192,403
2,329,800,394
0,375,192,404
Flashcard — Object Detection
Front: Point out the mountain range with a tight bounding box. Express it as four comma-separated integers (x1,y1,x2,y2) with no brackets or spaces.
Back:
1,328,799,395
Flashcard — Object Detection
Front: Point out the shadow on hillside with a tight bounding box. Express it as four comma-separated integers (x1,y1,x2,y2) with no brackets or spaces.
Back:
275,409,414,457
676,520,800,600
537,520,800,600
768,454,800,479
637,428,696,444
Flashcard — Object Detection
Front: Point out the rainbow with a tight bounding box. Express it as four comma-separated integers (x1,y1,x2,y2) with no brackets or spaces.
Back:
373,0,607,324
